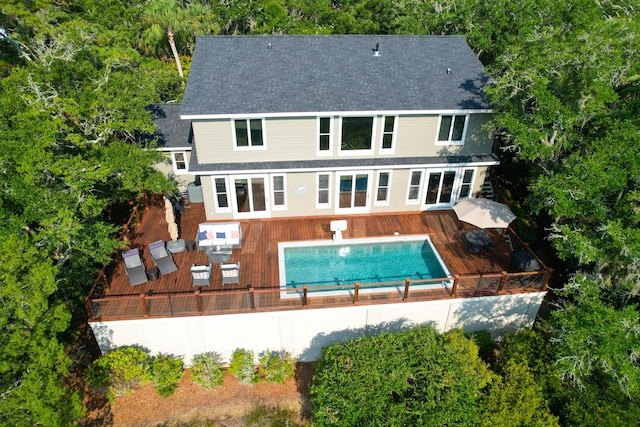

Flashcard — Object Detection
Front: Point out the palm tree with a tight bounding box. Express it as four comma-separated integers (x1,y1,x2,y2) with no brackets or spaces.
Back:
140,0,193,77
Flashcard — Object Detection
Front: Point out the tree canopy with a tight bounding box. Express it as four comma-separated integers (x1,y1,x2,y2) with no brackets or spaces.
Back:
0,1,178,423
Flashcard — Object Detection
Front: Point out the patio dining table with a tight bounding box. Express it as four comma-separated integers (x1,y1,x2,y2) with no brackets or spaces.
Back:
465,229,492,253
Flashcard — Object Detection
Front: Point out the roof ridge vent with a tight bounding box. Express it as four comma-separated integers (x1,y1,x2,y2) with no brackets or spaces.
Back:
372,42,380,57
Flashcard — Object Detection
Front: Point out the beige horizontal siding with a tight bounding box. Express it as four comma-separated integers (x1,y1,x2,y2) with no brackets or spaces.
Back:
192,113,494,166
192,120,233,164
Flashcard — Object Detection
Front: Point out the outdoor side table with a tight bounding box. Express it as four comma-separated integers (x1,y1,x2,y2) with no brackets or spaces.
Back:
146,267,160,281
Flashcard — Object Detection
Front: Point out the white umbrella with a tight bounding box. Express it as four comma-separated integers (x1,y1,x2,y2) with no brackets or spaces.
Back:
164,197,179,241
453,198,516,229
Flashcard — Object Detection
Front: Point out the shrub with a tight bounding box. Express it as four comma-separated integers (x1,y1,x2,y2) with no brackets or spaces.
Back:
149,354,184,397
86,346,150,401
229,348,258,384
310,326,495,426
467,330,495,363
190,352,225,389
258,350,295,383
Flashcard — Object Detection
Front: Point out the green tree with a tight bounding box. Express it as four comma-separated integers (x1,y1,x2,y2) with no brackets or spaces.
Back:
311,326,494,426
483,8,640,420
0,4,177,423
477,330,559,427
141,0,218,77
141,0,188,77
0,235,84,425
548,276,640,399
479,359,559,427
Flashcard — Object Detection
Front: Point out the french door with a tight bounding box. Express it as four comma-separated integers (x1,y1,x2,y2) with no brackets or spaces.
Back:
336,172,372,213
421,169,457,209
232,175,270,218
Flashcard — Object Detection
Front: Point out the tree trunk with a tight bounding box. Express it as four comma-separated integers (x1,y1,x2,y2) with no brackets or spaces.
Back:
167,29,183,78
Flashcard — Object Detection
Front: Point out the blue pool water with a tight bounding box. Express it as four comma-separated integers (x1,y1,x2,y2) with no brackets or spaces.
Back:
281,237,449,290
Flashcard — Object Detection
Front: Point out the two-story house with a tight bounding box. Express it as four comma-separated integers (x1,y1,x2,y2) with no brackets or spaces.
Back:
179,35,497,219
88,35,547,364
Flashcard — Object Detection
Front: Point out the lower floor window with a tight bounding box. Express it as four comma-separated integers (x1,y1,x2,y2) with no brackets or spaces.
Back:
214,177,230,211
407,170,422,202
272,175,286,208
317,174,330,207
458,169,475,199
376,171,391,205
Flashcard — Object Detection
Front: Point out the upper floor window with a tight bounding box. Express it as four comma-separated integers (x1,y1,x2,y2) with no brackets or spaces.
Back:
380,116,397,153
340,117,374,152
234,119,265,149
318,117,332,154
172,152,188,173
436,114,467,145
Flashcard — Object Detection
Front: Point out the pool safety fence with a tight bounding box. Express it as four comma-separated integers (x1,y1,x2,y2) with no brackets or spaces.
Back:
87,269,551,321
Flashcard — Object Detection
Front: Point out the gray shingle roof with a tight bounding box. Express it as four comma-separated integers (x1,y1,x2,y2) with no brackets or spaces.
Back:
181,35,491,117
148,103,192,149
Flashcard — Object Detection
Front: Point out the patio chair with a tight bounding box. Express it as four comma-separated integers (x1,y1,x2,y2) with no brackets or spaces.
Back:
122,248,148,286
191,264,212,286
220,261,240,285
149,240,178,275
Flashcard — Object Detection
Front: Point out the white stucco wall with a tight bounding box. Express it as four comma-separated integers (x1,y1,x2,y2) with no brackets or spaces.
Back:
90,292,545,365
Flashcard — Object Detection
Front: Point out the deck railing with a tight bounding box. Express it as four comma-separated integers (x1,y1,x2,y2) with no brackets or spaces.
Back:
87,268,550,322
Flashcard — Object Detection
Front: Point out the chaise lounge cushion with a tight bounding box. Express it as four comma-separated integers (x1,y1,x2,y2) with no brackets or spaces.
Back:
122,248,148,286
123,250,142,269
149,240,179,275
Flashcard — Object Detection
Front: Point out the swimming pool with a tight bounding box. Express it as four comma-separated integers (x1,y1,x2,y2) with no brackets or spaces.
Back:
278,235,452,296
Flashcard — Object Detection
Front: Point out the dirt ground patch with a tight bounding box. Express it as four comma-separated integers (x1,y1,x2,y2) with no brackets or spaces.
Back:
82,364,313,427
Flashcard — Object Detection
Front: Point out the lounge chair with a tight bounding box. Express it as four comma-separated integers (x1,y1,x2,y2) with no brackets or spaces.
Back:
122,248,148,286
220,261,240,285
149,240,178,275
191,264,212,286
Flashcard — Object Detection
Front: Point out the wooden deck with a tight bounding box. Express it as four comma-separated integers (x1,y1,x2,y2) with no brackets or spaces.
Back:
87,196,549,321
